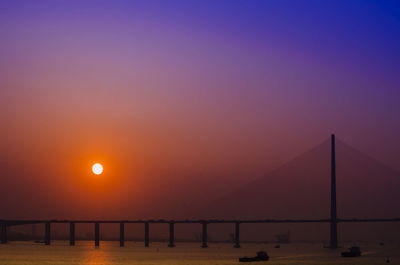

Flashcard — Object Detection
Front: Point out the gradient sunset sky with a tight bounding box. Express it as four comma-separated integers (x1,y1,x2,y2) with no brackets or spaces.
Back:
0,0,399,219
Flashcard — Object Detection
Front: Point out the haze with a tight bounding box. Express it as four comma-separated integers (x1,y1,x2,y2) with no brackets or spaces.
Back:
0,0,399,222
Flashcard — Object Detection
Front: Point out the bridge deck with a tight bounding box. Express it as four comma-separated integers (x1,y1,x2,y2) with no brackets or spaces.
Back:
2,218,400,225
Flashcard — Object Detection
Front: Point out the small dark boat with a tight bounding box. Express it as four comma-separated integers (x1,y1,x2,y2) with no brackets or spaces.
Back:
341,246,362,257
239,251,269,262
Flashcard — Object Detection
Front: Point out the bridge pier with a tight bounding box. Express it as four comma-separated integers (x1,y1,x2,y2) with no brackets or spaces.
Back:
201,222,208,248
144,222,149,247
1,222,7,244
120,222,125,247
234,222,240,248
168,221,175,247
69,222,75,246
45,222,51,245
95,223,100,247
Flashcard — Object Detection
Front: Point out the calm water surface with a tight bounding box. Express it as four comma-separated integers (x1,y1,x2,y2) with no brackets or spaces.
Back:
0,241,399,265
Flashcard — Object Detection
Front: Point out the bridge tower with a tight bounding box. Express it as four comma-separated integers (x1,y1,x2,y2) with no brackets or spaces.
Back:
330,134,338,248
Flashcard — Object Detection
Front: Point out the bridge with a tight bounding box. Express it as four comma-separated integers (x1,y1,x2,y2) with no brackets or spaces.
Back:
1,135,399,248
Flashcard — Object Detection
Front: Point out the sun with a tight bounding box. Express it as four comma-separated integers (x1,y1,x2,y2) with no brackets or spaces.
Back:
92,163,103,175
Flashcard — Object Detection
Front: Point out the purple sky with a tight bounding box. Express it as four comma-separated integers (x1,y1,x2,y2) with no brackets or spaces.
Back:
0,0,399,218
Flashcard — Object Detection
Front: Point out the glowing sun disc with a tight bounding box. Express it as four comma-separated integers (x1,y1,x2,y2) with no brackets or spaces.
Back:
92,163,103,175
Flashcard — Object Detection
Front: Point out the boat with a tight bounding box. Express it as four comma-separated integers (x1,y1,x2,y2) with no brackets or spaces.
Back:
239,251,269,262
341,246,362,257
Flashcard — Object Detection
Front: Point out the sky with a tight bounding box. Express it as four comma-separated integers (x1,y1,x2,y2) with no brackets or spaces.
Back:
0,0,400,219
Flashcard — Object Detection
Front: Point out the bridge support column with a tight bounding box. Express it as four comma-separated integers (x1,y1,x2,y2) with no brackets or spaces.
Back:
95,223,100,247
234,222,240,248
168,222,175,247
330,134,338,249
70,222,75,246
144,222,149,247
201,222,208,248
1,222,7,244
45,222,51,245
120,222,125,247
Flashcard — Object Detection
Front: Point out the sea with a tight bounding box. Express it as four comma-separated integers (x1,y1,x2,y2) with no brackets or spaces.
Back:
0,241,399,265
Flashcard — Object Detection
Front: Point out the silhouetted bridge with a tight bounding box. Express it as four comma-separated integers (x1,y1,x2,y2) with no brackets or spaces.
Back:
1,218,400,248
2,135,400,248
